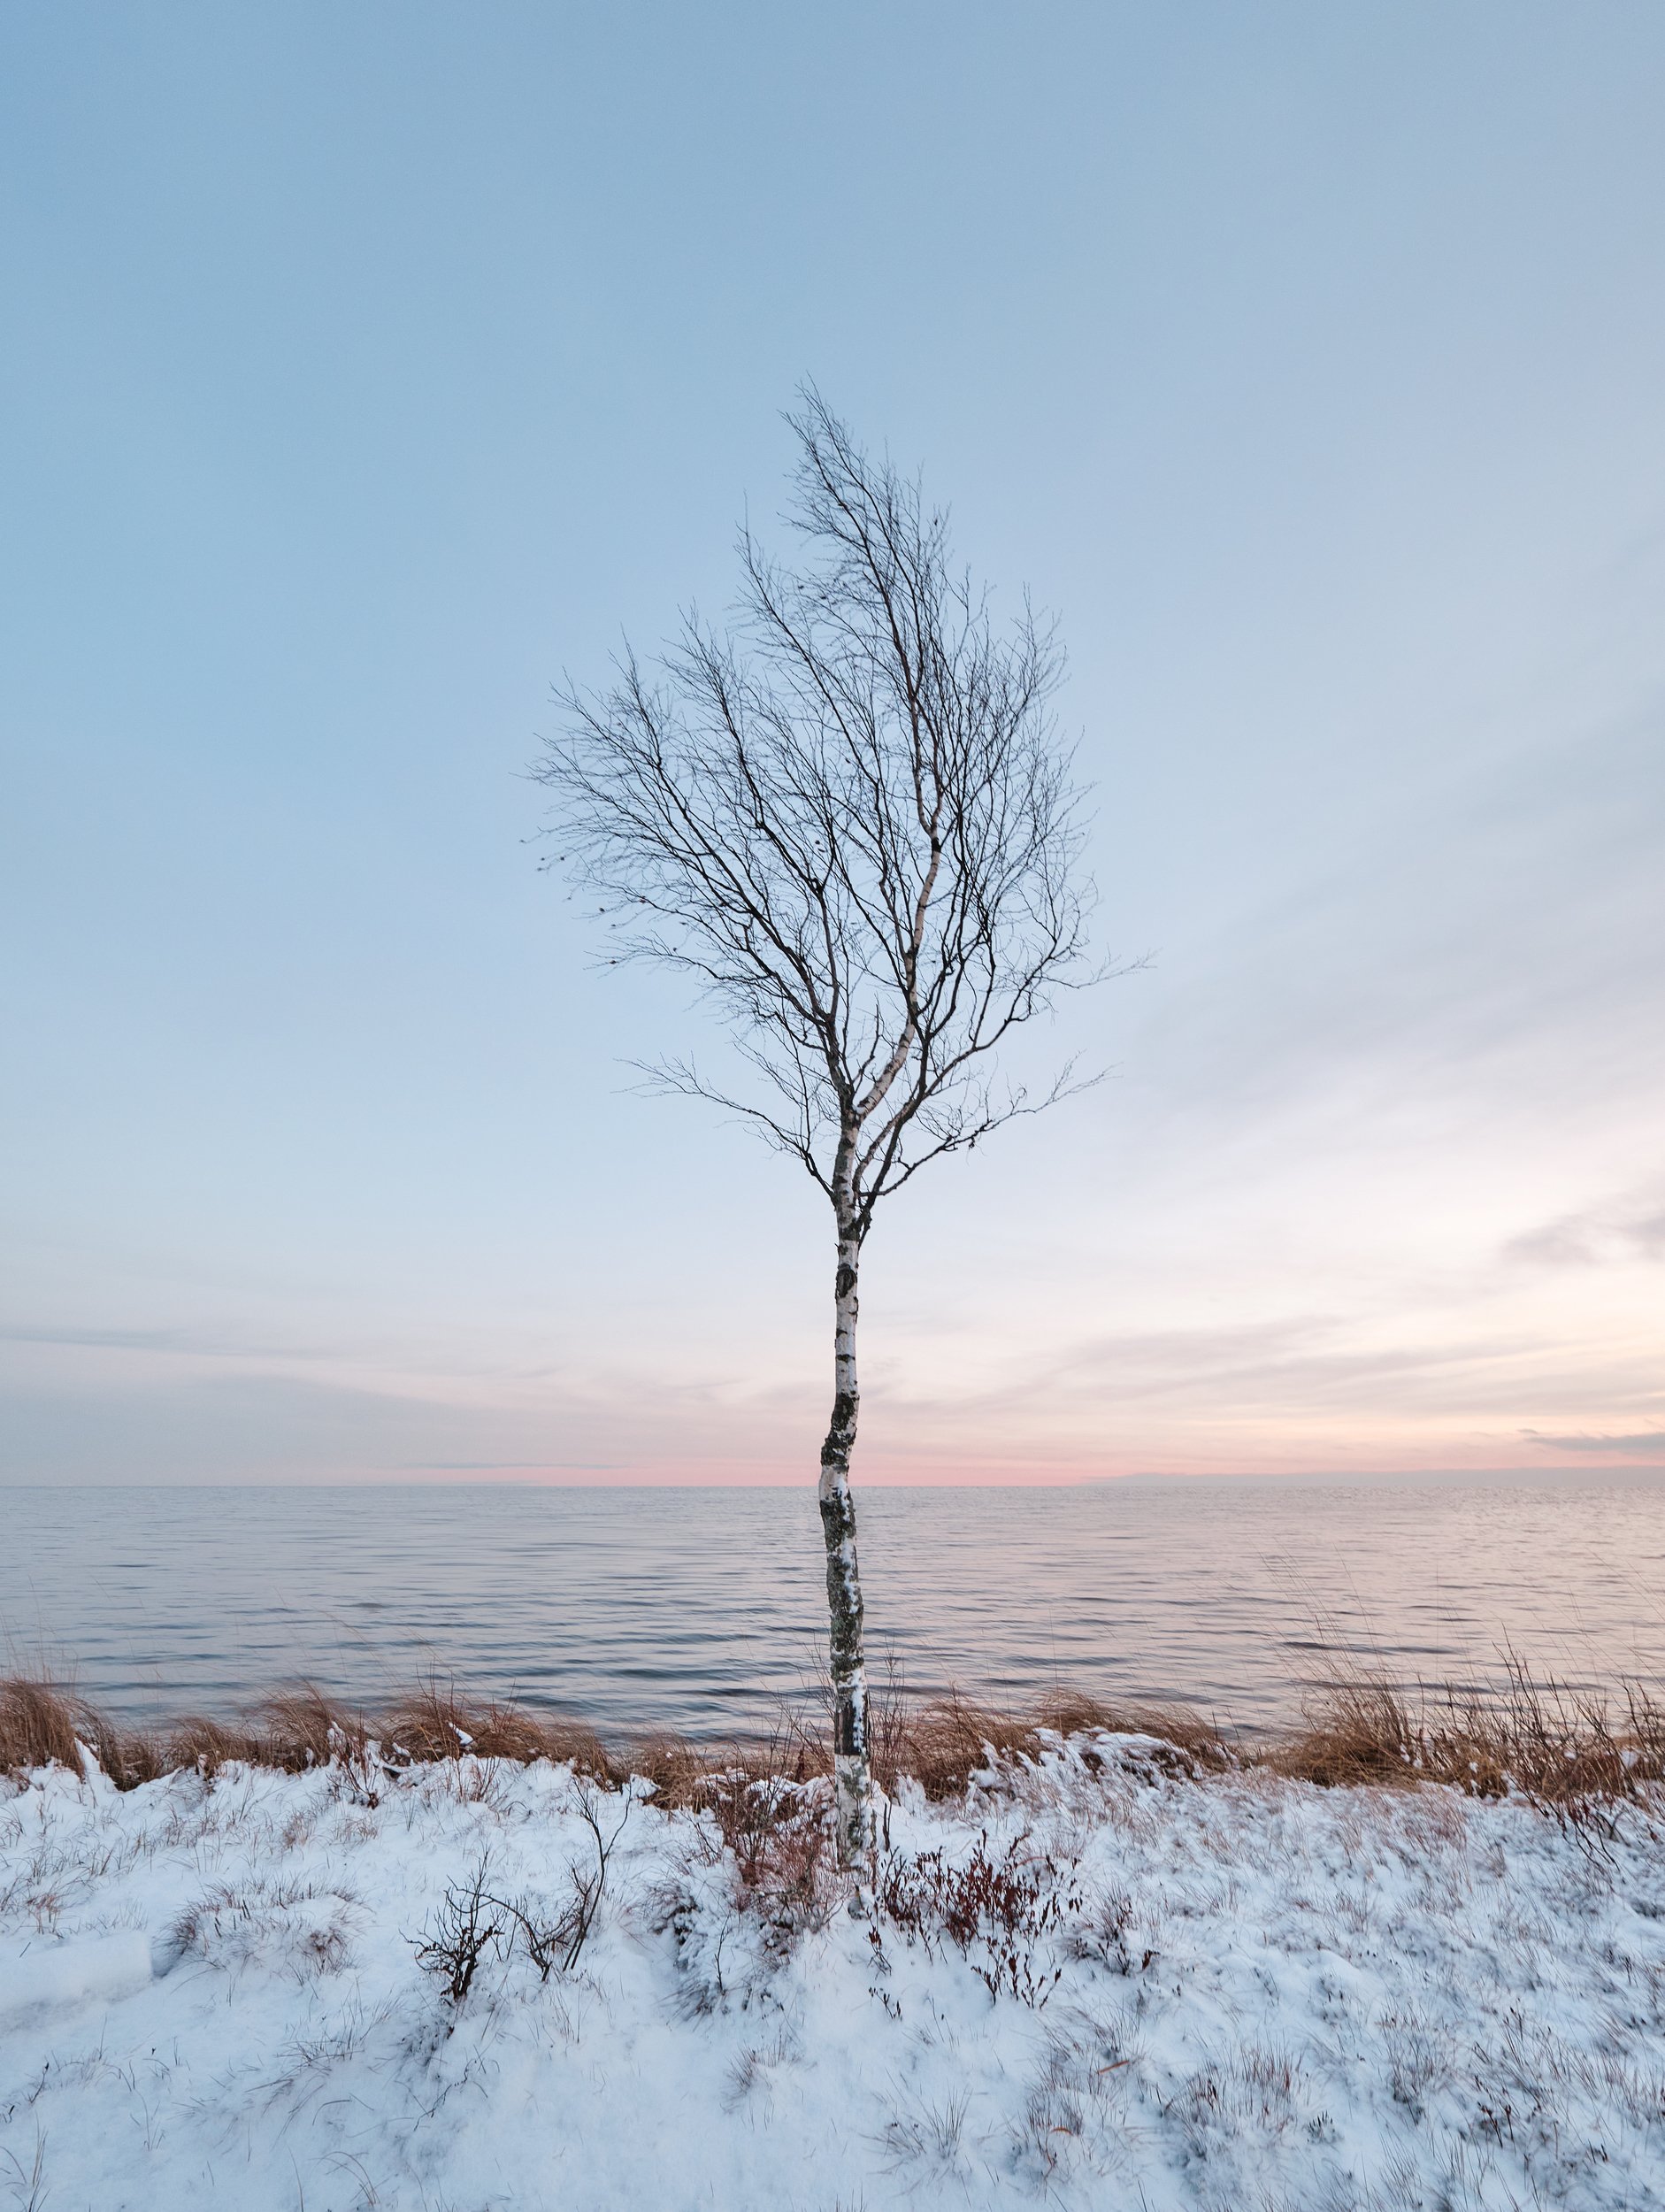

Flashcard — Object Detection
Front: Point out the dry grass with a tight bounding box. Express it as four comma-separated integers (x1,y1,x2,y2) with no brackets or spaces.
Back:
4,1656,1662,1833
380,1676,612,1779
1271,1653,1665,1816
0,1677,90,1773
622,1686,1176,1825
0,1673,611,1792
0,1677,166,1790
626,1729,720,1806
869,1686,1231,1800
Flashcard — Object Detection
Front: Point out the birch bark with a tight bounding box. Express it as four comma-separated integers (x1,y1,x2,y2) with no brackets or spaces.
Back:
818,1145,871,1869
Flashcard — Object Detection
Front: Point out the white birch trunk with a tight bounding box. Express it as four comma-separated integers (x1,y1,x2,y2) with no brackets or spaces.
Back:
819,1152,872,1870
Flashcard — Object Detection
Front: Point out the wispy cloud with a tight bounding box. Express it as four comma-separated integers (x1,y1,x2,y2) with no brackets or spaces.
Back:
1,1323,197,1352
1523,1429,1665,1457
1506,1193,1665,1269
403,1459,622,1472
0,1320,332,1362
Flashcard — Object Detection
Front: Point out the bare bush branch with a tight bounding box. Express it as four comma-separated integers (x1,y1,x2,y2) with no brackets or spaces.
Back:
411,1851,506,2009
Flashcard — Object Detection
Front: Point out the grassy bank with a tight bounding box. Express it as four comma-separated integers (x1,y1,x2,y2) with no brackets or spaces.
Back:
6,1655,1665,1821
4,1665,1664,2210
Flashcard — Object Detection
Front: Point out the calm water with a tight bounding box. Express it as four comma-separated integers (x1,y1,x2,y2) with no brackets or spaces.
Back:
3,1479,1662,1739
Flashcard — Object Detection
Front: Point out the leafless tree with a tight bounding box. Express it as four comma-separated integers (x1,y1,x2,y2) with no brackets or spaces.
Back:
535,391,1101,1870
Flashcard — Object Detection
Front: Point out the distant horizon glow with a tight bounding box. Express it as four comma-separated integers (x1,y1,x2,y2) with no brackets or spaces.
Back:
6,1465,1665,1491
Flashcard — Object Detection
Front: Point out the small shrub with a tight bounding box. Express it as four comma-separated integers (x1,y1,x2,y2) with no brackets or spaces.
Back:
411,1784,630,2006
633,1716,834,1946
878,1830,1082,2007
532,1776,631,1972
495,1887,583,1984
412,1852,507,2008
701,1724,834,1940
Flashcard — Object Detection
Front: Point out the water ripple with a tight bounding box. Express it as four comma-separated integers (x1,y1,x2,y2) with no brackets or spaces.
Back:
3,1478,1661,1737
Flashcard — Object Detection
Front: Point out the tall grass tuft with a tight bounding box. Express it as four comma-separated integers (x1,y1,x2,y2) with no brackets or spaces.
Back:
0,1677,91,1774
381,1674,613,1779
0,1675,165,1788
1274,1651,1665,1819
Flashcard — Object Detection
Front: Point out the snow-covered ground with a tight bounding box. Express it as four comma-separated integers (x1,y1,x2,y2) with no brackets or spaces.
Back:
3,1738,1663,2210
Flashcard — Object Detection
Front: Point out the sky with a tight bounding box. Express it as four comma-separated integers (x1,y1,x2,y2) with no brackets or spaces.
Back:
2,3,1662,1486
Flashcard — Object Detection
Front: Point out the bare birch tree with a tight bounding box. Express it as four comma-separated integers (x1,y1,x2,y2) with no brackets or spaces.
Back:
535,392,1100,1870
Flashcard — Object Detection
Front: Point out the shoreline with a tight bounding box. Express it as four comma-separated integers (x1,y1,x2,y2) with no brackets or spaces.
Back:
7,1655,1665,1816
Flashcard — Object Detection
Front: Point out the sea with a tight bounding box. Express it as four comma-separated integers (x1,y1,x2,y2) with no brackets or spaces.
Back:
4,1475,1662,1740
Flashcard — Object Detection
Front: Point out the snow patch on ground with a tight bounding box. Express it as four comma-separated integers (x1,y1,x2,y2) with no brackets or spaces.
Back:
1,1740,1662,2209
0,1932,154,2024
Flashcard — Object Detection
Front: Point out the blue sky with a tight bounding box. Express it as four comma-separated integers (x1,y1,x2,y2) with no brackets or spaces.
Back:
3,3,1662,1483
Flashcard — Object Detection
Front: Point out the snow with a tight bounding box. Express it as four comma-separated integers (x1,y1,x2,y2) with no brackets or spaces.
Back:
0,1933,153,2025
2,1739,1662,2209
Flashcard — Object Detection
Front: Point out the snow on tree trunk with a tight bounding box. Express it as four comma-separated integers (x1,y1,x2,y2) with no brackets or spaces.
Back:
818,1210,871,1871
